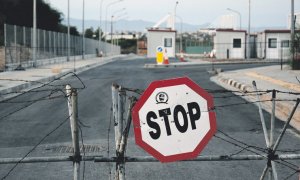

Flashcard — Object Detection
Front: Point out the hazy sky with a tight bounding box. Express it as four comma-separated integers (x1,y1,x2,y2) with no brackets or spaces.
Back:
47,0,300,28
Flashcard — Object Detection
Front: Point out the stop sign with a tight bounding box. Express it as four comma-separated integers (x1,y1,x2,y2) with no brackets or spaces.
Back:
132,77,217,163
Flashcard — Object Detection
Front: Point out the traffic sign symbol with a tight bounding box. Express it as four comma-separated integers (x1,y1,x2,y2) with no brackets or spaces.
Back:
157,46,163,52
132,77,217,163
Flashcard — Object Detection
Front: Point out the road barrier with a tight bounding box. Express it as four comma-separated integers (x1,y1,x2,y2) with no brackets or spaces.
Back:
0,74,299,180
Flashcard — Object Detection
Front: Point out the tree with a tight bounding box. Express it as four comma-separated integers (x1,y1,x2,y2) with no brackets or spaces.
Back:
94,28,104,41
0,0,62,31
59,25,80,36
0,0,80,45
85,27,95,39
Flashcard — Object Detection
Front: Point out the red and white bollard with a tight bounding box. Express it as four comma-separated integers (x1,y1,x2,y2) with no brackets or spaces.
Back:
163,49,169,65
180,50,185,62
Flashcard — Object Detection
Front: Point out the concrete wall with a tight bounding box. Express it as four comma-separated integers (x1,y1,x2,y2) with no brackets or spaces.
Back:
214,31,246,59
147,31,176,58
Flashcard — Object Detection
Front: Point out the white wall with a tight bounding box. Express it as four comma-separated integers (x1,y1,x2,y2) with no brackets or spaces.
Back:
256,33,265,59
214,31,245,59
147,31,176,58
265,33,290,60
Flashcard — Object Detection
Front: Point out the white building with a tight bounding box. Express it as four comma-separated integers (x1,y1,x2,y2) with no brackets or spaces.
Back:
256,30,291,60
213,29,246,59
147,28,176,58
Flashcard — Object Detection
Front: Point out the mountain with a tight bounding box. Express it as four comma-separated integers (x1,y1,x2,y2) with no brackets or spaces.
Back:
62,18,204,33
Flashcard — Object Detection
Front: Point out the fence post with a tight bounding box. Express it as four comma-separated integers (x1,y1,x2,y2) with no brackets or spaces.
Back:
14,25,17,65
66,85,81,180
43,30,46,56
48,31,51,58
23,26,26,46
4,24,7,71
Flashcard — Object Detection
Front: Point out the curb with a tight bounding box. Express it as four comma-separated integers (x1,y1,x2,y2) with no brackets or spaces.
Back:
187,59,283,65
144,63,208,68
213,75,300,132
217,76,252,92
0,55,123,100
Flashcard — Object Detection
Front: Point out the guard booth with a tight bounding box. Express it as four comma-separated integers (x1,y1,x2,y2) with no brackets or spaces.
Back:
147,28,176,58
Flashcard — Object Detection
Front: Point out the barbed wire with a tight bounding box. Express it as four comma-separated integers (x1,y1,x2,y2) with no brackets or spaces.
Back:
213,91,271,99
0,82,299,179
0,72,85,103
217,130,268,153
283,170,299,180
0,90,66,104
1,115,70,180
215,129,300,179
0,72,86,121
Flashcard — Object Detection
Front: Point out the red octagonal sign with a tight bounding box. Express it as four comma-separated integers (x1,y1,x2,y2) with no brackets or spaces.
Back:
132,77,217,163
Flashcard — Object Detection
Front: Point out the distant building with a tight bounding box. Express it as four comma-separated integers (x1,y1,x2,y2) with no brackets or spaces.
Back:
213,29,246,59
256,30,291,60
147,28,176,58
105,32,140,41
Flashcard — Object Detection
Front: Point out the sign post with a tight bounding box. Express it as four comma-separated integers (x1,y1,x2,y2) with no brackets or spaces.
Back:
156,46,164,65
132,77,217,163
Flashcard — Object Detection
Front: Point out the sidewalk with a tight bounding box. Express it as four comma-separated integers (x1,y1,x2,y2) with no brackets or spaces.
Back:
0,55,125,100
211,64,300,131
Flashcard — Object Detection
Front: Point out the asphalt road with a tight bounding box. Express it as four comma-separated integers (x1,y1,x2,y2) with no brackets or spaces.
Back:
0,57,299,180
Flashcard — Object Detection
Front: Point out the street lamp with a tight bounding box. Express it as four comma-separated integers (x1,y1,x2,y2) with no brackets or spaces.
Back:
105,0,123,43
111,8,126,44
67,0,70,61
99,0,106,52
248,0,251,59
227,8,241,30
104,0,123,56
176,15,183,53
174,1,179,30
33,0,37,67
114,13,128,45
82,0,85,59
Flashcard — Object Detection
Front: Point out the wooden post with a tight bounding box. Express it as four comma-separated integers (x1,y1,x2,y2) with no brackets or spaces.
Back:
66,85,81,180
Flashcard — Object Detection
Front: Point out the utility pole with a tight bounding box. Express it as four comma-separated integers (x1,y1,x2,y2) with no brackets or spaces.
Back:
67,0,70,61
247,0,251,59
291,0,295,69
33,0,37,67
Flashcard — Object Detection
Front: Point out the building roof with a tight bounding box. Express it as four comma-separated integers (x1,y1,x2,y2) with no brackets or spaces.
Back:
264,29,291,33
147,28,177,33
216,28,247,33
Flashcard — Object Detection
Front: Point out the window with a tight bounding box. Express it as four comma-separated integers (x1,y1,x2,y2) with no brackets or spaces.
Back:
164,38,172,47
233,39,241,48
281,40,290,48
268,38,277,48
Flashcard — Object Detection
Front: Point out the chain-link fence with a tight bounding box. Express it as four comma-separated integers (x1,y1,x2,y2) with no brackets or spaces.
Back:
1,24,120,71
